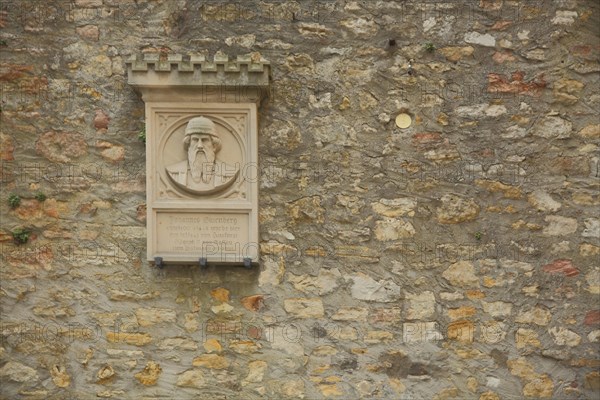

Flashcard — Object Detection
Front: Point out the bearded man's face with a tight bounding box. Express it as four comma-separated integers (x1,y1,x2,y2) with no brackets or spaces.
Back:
188,134,216,182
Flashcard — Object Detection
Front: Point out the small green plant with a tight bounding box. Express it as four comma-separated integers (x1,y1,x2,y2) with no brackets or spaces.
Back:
475,231,482,241
12,228,31,245
8,193,21,208
35,192,47,202
138,127,146,143
424,42,436,52
0,40,7,46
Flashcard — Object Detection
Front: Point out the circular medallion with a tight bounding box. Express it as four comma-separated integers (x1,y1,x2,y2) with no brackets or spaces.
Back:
395,113,412,129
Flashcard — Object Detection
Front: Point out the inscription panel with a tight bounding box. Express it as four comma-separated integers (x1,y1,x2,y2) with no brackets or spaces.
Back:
156,212,256,262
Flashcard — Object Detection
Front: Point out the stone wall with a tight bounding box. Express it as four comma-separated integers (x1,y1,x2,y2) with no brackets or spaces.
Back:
1,0,599,398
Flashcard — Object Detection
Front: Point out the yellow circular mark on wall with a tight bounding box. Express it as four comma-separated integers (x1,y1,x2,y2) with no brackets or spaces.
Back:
395,113,412,129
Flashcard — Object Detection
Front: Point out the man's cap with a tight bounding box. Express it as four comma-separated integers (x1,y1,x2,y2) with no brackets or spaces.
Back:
185,116,218,137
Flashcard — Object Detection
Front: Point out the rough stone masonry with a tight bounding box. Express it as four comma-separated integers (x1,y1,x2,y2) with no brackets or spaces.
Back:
0,0,599,399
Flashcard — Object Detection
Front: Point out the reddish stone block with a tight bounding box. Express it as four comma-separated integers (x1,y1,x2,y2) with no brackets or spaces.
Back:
487,71,546,96
584,310,600,326
572,45,592,57
5,241,52,268
491,21,512,30
14,199,42,220
368,307,401,325
246,325,262,340
492,51,516,64
412,132,443,149
570,45,600,60
0,64,48,94
241,295,264,312
76,25,100,41
0,133,15,161
94,110,110,130
478,148,495,158
35,131,88,163
0,230,13,242
0,64,34,82
542,259,579,277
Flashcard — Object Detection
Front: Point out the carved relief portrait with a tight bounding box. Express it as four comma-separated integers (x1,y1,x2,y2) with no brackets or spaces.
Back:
161,115,244,197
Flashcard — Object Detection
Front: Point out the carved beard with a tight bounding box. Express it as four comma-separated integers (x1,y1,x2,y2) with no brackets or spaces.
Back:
189,147,216,183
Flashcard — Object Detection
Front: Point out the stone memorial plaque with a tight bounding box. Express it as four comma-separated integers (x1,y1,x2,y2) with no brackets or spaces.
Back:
126,53,270,265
